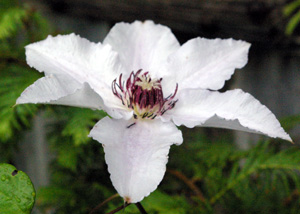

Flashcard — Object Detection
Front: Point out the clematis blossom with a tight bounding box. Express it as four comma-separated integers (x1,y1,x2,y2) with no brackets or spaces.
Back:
17,20,292,203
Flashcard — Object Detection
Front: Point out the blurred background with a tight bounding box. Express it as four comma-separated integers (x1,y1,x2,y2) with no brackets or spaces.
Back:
1,0,300,213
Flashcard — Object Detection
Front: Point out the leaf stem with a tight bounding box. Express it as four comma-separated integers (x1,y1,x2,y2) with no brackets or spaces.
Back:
135,202,148,214
168,169,206,202
89,193,119,214
106,203,130,214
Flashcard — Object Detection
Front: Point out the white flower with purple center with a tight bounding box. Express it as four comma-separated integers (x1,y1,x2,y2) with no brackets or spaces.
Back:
17,20,292,203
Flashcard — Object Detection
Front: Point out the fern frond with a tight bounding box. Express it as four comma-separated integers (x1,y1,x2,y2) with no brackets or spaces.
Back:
210,142,300,205
259,148,300,171
0,8,28,39
283,0,300,16
58,108,107,146
285,10,300,35
0,65,41,141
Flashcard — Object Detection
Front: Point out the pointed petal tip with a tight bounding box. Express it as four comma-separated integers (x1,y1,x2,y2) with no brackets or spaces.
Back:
282,134,293,143
272,133,293,143
242,40,251,49
268,125,292,143
171,89,292,144
15,97,27,105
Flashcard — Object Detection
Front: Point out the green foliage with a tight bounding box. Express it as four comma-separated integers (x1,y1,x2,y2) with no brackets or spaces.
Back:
283,0,300,35
33,108,109,213
36,139,114,214
0,0,51,144
283,0,300,16
281,114,300,132
285,11,300,36
166,134,300,214
210,141,300,203
0,0,49,164
0,2,48,213
139,191,191,214
105,190,192,214
0,8,27,39
60,108,107,146
0,0,51,40
0,163,36,214
0,65,40,141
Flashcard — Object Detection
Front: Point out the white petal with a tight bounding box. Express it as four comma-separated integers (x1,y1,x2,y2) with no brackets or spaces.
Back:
89,117,183,203
103,20,180,77
166,89,291,142
164,38,250,91
17,75,132,119
53,83,103,109
16,74,103,109
25,33,127,113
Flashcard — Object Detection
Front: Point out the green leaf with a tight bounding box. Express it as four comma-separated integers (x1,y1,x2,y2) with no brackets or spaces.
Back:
283,0,300,16
0,163,35,214
285,10,300,35
0,8,27,39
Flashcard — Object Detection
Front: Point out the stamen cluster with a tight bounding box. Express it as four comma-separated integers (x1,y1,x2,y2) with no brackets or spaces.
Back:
112,69,178,119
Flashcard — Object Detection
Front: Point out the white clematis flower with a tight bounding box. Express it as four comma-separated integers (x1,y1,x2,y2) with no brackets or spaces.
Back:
17,20,292,203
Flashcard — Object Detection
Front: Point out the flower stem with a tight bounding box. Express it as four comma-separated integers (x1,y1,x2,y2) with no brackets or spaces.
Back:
167,169,206,202
89,193,119,214
106,203,130,214
135,202,148,214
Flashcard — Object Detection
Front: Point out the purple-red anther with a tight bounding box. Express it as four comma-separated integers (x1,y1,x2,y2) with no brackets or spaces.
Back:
112,69,178,119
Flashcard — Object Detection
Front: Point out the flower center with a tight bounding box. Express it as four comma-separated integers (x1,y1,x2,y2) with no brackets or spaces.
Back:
112,69,178,119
